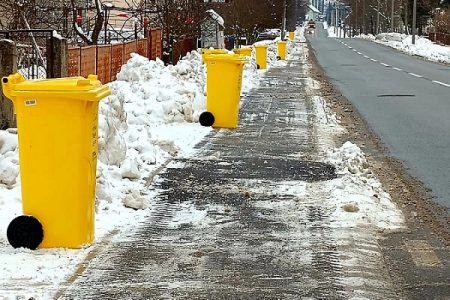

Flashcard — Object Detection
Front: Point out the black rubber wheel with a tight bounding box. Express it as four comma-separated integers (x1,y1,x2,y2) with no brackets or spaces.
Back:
7,215,43,250
257,64,260,69
199,111,215,127
276,56,281,60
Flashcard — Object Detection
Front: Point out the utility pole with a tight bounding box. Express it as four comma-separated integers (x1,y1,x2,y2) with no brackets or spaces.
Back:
362,0,366,33
356,0,359,35
405,0,408,34
412,0,416,44
281,0,286,40
376,0,380,34
391,0,394,32
335,5,338,35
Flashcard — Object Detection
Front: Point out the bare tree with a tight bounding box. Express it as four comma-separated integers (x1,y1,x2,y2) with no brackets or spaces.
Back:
71,0,104,45
213,0,287,44
151,0,207,44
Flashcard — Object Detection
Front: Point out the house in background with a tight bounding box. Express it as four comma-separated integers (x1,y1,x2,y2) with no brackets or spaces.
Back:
306,4,320,21
201,9,225,48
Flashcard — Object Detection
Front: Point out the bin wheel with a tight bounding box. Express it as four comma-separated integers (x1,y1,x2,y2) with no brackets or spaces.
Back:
199,111,215,127
7,215,43,250
257,64,260,69
276,56,281,60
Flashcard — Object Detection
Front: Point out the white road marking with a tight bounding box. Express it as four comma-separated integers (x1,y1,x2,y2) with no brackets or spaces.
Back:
381,63,390,67
432,80,450,87
363,55,369,58
393,67,403,71
409,73,423,78
371,59,378,62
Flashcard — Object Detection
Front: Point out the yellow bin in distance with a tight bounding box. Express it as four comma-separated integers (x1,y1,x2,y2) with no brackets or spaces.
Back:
1,73,111,249
199,54,247,129
254,44,269,69
277,41,287,60
201,48,228,61
288,32,295,40
233,47,252,57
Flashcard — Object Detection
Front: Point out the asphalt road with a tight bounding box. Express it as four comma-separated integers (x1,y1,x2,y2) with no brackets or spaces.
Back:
309,24,450,209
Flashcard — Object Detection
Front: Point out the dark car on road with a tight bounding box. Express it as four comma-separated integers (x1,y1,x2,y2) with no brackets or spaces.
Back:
256,29,281,41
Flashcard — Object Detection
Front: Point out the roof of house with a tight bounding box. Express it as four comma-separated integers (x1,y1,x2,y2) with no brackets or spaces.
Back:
206,9,224,27
308,4,320,13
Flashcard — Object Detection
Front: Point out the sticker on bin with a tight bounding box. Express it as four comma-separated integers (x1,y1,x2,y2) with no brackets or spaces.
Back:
24,99,37,106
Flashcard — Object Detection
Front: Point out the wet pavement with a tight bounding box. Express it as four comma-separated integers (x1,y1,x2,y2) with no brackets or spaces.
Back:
59,47,449,299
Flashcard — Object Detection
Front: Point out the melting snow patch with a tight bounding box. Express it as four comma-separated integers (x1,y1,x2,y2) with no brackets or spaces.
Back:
167,202,210,229
326,142,405,231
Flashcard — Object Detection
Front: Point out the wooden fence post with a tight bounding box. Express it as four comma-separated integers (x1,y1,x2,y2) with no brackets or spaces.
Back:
0,39,17,129
47,36,68,78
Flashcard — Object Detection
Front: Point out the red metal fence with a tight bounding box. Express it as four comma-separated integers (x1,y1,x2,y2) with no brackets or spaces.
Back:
428,32,450,45
68,28,162,83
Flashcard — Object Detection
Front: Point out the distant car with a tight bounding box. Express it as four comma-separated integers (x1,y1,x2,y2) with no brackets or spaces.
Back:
306,20,316,34
256,28,281,41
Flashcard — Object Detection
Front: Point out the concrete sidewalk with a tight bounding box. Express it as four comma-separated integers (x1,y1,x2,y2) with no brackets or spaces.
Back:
57,44,445,299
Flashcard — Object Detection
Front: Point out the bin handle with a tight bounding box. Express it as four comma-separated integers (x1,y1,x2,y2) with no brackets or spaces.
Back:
2,73,26,101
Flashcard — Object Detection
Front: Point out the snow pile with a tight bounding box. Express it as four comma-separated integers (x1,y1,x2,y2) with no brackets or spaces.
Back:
357,33,376,41
327,26,337,38
94,52,209,215
0,131,19,187
376,32,405,42
326,141,405,231
350,32,450,64
375,33,450,64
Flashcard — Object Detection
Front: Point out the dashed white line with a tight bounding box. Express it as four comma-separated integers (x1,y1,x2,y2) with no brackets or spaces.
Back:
409,73,423,78
339,45,448,87
432,80,450,87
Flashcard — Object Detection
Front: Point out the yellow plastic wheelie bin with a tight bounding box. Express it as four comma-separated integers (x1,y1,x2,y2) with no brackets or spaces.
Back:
201,48,228,61
1,73,111,249
254,44,268,69
277,41,287,60
233,47,252,57
199,54,247,129
288,32,295,40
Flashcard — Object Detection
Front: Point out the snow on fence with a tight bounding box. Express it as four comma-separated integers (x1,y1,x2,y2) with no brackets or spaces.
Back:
68,28,162,83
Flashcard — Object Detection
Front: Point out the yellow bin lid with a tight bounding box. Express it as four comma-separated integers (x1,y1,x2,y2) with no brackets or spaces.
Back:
254,44,269,48
203,53,248,64
2,73,111,102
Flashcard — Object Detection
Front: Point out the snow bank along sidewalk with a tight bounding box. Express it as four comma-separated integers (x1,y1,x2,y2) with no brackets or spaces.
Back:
1,28,405,299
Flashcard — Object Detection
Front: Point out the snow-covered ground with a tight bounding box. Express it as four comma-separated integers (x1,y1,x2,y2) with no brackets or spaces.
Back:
0,28,405,299
326,23,450,64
